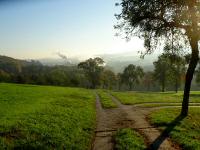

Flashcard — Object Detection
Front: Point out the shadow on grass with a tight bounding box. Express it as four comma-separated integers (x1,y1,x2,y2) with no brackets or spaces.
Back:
149,115,186,150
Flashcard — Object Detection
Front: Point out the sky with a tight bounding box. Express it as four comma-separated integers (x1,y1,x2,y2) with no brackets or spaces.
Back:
0,0,145,60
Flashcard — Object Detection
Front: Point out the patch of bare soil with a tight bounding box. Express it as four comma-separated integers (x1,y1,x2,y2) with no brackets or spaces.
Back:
92,93,182,150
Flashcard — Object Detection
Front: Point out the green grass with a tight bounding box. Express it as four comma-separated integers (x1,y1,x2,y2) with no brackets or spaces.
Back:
150,108,200,150
0,83,96,149
138,103,200,108
97,90,117,108
114,128,146,150
111,91,200,105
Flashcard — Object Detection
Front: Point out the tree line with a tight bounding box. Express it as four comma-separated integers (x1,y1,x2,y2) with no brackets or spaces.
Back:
78,55,200,92
0,55,200,92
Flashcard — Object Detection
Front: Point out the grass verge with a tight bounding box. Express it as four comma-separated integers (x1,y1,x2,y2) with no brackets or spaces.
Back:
114,128,146,150
111,91,200,105
150,108,200,150
97,90,117,108
137,103,200,108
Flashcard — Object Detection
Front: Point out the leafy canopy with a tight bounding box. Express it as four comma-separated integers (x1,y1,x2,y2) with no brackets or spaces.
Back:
122,64,144,89
78,57,104,88
116,0,200,54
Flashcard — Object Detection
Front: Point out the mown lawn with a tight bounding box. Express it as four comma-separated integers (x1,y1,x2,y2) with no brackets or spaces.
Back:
0,83,96,149
97,90,117,108
114,128,146,150
150,108,200,150
111,91,200,105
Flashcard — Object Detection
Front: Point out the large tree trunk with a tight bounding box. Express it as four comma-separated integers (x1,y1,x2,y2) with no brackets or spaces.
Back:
181,36,199,116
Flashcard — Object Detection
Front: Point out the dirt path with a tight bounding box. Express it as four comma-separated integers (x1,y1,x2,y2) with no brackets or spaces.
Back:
92,94,133,150
92,93,182,150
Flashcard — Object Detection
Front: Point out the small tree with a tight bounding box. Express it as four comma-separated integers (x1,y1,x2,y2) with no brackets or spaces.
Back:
101,69,116,90
143,71,154,91
78,57,104,89
122,64,144,90
169,56,186,93
164,44,186,93
153,54,170,92
196,66,200,85
116,73,123,90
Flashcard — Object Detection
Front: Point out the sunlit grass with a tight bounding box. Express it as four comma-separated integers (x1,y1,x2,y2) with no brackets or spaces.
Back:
137,103,200,108
150,108,200,150
0,83,96,149
111,91,200,105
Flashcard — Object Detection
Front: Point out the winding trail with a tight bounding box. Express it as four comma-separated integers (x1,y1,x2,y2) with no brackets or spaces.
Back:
92,93,183,150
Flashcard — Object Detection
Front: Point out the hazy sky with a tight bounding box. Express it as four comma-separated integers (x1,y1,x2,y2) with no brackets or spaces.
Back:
0,0,145,59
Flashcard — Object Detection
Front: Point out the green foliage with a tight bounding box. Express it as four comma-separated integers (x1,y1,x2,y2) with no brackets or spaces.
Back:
101,69,117,90
78,57,104,89
163,45,187,92
122,64,144,90
97,90,117,108
0,55,23,74
153,53,186,92
153,54,171,92
115,0,199,53
0,55,87,87
114,128,146,150
0,70,11,82
196,66,200,85
111,91,200,105
142,71,154,91
150,108,200,150
0,83,96,149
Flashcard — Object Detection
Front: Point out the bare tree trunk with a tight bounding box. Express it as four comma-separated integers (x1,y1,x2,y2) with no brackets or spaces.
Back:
129,83,132,91
181,37,199,116
175,75,178,93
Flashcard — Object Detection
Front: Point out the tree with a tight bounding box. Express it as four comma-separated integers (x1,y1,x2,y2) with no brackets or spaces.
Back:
0,70,10,82
153,54,170,92
116,0,200,116
116,73,123,90
143,71,154,91
78,57,104,89
163,44,186,93
169,55,186,93
101,69,116,90
122,64,144,90
196,66,200,85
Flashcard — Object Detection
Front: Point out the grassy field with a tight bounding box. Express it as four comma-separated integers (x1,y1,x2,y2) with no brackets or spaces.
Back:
150,108,200,150
114,128,146,150
97,90,117,108
111,91,200,105
1,83,200,149
0,83,96,149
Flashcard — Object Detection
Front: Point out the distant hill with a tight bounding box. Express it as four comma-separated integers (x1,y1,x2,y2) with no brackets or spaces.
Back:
38,58,79,66
99,52,157,73
37,52,158,73
0,52,157,75
0,55,42,74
